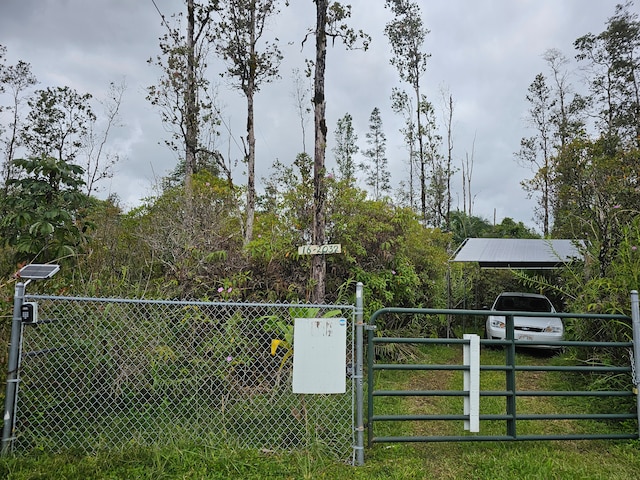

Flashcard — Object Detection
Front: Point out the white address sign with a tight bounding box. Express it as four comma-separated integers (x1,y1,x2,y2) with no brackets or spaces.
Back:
297,244,342,255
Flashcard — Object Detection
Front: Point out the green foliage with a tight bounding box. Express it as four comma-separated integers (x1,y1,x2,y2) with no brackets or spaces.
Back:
0,155,91,263
575,2,640,145
329,192,451,337
384,0,430,87
489,217,539,239
449,212,538,247
131,172,244,298
214,0,283,93
449,211,493,245
252,154,451,307
517,214,640,367
324,2,371,51
553,138,639,273
546,138,640,359
70,198,159,298
565,216,640,344
250,154,314,301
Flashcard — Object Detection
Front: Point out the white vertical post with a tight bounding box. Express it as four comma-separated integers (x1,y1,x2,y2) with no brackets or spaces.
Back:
463,334,480,433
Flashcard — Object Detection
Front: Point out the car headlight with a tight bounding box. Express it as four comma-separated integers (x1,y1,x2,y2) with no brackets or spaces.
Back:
544,325,562,333
490,319,505,329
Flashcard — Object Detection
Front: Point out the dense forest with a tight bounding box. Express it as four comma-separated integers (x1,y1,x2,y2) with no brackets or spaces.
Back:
1,1,639,358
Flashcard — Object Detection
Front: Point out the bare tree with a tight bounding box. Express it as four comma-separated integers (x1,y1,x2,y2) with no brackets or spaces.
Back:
442,91,454,231
543,48,582,149
461,133,476,216
214,0,283,245
390,87,417,209
82,80,126,197
291,68,312,154
421,99,445,227
312,0,329,304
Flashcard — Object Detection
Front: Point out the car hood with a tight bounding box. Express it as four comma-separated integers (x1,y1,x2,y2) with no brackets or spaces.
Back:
489,314,563,328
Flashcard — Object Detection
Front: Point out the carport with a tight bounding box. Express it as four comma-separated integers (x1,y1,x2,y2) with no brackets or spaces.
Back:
446,238,585,320
450,238,584,269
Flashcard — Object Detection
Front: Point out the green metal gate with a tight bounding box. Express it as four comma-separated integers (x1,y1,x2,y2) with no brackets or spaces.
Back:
367,292,640,445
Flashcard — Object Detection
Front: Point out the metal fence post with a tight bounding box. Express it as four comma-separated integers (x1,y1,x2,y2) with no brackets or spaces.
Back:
631,290,640,439
2,281,25,455
354,282,365,466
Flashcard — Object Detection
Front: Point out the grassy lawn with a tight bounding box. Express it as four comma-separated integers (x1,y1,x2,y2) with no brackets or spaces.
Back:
1,345,639,479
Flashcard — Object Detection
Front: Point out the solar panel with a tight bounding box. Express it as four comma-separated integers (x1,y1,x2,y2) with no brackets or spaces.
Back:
18,264,60,279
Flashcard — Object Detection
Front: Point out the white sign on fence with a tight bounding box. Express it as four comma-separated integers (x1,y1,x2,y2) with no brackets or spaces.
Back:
292,317,347,394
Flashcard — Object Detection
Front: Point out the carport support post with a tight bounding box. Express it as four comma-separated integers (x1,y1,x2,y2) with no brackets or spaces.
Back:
2,281,25,455
631,290,640,439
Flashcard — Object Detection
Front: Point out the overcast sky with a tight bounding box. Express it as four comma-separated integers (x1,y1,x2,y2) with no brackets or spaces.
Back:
0,0,633,232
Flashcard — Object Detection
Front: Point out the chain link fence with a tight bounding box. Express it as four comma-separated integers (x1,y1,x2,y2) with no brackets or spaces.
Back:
13,295,356,462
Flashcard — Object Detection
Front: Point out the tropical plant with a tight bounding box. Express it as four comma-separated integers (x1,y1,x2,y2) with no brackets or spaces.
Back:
0,155,91,263
266,306,342,373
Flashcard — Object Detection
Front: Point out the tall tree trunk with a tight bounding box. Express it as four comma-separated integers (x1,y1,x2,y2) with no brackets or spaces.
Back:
245,91,256,245
312,0,328,304
415,86,426,224
445,94,453,231
2,98,20,194
185,0,197,224
244,7,257,245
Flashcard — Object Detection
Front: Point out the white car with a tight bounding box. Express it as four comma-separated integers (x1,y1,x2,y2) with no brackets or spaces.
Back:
485,292,563,348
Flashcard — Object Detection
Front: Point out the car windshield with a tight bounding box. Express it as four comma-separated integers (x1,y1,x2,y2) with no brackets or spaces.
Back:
495,295,552,313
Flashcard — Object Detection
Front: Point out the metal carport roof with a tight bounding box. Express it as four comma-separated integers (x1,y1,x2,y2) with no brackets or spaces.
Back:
450,238,584,269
